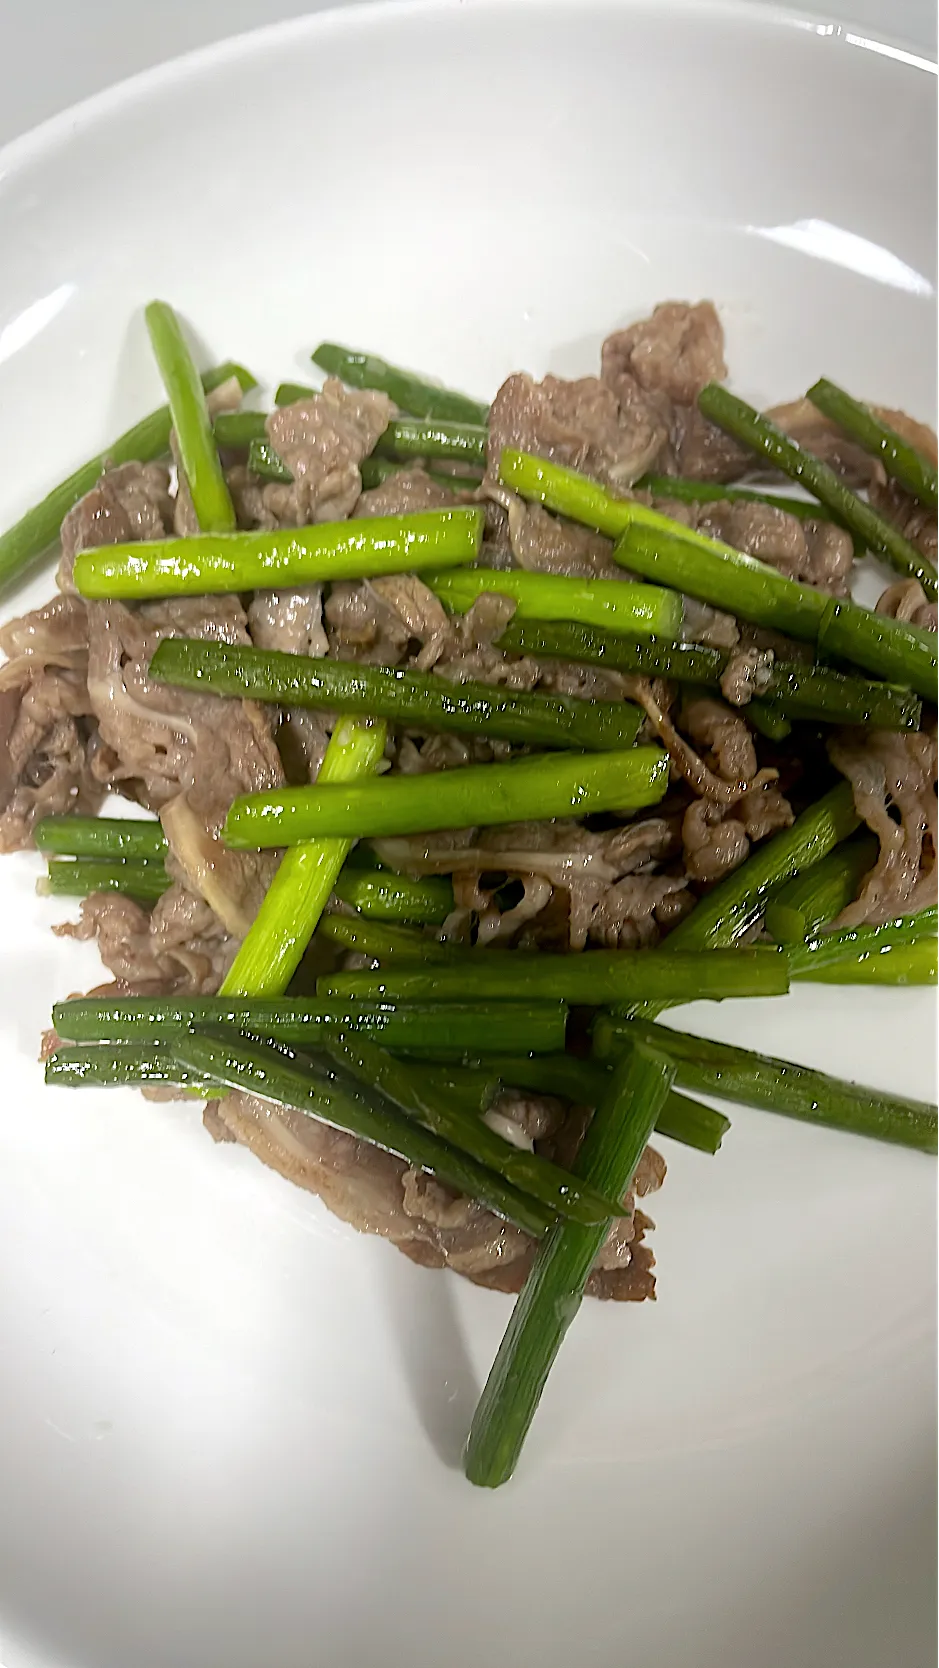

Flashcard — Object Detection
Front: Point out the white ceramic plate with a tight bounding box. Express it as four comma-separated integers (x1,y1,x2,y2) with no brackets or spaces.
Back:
0,5,935,1665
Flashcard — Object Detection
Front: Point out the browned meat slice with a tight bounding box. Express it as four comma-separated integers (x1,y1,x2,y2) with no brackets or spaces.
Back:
55,882,235,993
247,587,328,658
324,580,413,667
369,574,450,645
631,684,776,808
681,596,741,649
681,779,793,885
0,592,89,669
0,594,101,850
829,729,937,926
876,578,937,633
869,478,938,569
487,371,662,491
682,798,750,883
682,695,759,784
719,646,775,706
505,499,617,577
603,300,727,408
866,410,937,570
0,664,101,850
767,398,885,488
84,595,283,934
245,379,396,526
374,815,689,951
696,500,854,597
58,462,173,587
247,585,332,780
425,594,539,687
533,655,631,703
208,1088,663,1300
602,301,749,483
355,467,456,518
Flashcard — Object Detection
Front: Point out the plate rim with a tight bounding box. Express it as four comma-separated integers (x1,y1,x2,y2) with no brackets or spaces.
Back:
0,0,934,191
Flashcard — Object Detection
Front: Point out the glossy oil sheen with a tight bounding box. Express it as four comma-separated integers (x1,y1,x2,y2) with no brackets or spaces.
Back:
0,5,935,1667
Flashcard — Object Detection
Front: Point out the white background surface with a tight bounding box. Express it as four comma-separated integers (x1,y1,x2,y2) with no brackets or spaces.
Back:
0,0,935,147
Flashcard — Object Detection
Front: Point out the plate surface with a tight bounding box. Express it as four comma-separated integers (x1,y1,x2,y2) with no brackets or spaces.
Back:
0,5,935,1666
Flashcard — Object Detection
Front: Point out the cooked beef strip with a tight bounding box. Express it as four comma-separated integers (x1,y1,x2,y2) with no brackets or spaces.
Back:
876,578,937,634
57,461,173,589
324,580,413,666
762,398,885,488
374,816,690,951
682,798,751,883
208,1087,663,1299
631,683,777,807
247,586,332,779
719,646,775,706
54,883,236,994
0,594,101,849
829,728,937,927
83,595,283,935
257,379,396,526
505,498,618,577
354,466,456,518
869,478,938,569
602,300,750,483
487,370,663,491
691,500,854,597
0,664,101,850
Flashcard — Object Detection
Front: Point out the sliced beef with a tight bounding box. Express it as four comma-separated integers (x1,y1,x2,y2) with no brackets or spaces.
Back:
630,683,776,807
58,462,173,588
767,399,886,488
681,781,793,885
869,478,938,570
248,585,332,780
682,798,751,883
248,379,396,526
719,646,775,706
374,815,689,951
866,409,937,571
208,1087,663,1299
876,578,937,633
425,594,538,687
84,595,283,935
829,729,937,926
248,587,328,658
695,500,854,597
603,301,727,407
354,467,456,518
324,581,413,667
602,301,749,483
54,882,235,993
487,371,662,491
369,574,450,645
0,594,101,850
505,499,617,577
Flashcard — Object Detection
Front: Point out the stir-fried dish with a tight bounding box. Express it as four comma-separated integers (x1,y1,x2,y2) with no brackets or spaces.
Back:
0,298,935,1485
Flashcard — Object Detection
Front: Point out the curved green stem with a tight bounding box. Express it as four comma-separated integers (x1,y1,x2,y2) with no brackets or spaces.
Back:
464,1043,675,1487
224,746,669,847
220,718,387,999
0,360,253,597
806,379,938,510
149,636,644,752
144,301,236,533
72,506,483,598
697,382,937,598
